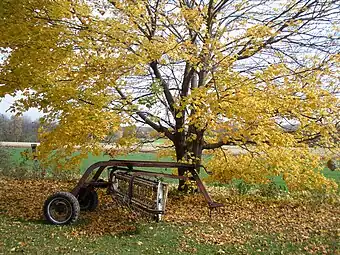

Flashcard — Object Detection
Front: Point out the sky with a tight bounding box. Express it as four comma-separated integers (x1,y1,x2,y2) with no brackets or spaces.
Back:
0,95,42,120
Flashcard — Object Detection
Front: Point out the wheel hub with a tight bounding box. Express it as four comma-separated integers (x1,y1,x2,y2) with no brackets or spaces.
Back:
48,198,72,223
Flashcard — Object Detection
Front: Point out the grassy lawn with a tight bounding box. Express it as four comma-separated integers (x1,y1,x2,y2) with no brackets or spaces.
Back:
0,178,339,255
0,216,209,255
1,147,339,254
5,148,340,186
1,214,338,255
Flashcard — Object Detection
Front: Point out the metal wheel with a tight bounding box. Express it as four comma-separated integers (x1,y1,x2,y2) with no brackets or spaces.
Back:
43,191,80,225
77,188,99,211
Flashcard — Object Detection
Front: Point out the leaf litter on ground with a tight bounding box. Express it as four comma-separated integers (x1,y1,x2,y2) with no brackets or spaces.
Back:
0,177,339,254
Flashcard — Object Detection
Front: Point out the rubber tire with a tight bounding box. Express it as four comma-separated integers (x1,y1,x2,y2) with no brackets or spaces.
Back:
43,191,80,225
78,189,99,211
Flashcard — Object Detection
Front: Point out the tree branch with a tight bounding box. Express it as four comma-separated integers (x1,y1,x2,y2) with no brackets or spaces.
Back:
203,139,257,150
150,61,175,114
115,88,174,141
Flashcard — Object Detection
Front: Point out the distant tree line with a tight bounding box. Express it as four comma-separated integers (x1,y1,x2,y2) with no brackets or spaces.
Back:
105,126,158,142
0,114,157,143
0,114,40,142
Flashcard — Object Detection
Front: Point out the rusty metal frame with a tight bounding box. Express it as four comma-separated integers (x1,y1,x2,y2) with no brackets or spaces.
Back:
71,159,223,209
110,172,169,215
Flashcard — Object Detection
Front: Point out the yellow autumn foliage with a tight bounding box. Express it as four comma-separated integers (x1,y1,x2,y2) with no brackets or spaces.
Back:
207,147,338,192
0,0,339,191
38,106,121,172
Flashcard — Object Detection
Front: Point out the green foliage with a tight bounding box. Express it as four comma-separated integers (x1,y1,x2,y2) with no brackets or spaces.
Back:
258,177,289,198
232,179,253,195
0,146,13,171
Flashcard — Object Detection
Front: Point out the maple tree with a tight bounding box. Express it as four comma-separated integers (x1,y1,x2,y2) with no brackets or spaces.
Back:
0,0,339,190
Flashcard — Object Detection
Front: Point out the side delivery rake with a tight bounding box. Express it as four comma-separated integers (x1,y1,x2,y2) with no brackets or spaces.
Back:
43,160,223,225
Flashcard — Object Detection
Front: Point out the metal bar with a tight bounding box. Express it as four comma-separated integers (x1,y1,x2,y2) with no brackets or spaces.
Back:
92,166,106,181
115,172,163,187
107,159,196,169
72,160,194,196
125,197,165,214
128,175,135,204
188,168,224,208
71,159,223,209
88,181,111,188
131,171,192,181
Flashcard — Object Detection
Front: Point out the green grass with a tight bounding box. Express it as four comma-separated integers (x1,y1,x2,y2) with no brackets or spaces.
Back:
7,148,27,163
224,232,339,255
4,148,340,185
6,148,174,172
0,215,218,255
1,214,338,255
1,147,339,254
322,168,340,184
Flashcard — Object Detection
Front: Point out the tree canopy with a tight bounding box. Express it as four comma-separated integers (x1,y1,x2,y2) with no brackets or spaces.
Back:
0,0,339,191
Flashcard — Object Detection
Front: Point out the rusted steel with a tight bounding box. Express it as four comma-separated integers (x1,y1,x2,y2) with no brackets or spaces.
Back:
92,166,106,181
110,171,168,215
71,159,223,209
44,159,222,225
71,160,195,195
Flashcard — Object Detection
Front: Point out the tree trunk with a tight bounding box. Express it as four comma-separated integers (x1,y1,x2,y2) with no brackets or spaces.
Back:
176,130,204,191
175,135,187,191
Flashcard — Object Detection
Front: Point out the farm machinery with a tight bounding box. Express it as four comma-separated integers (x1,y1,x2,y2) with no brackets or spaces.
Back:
43,160,223,225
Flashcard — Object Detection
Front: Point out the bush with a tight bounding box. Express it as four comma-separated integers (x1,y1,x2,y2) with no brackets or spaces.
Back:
207,147,338,193
0,146,13,173
0,147,42,179
258,178,289,198
0,147,77,180
231,179,253,195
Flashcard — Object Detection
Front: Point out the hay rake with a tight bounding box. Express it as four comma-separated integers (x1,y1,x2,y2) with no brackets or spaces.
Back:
109,171,168,221
43,160,223,225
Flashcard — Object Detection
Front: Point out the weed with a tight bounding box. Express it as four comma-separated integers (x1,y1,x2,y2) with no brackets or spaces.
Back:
232,179,253,195
258,178,289,198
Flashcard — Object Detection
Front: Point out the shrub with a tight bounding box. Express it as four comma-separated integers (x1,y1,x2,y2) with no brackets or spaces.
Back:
0,146,14,174
207,147,338,193
258,177,289,197
232,179,253,195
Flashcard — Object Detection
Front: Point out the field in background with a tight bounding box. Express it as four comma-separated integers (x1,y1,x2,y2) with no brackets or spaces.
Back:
6,147,173,172
3,147,340,186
